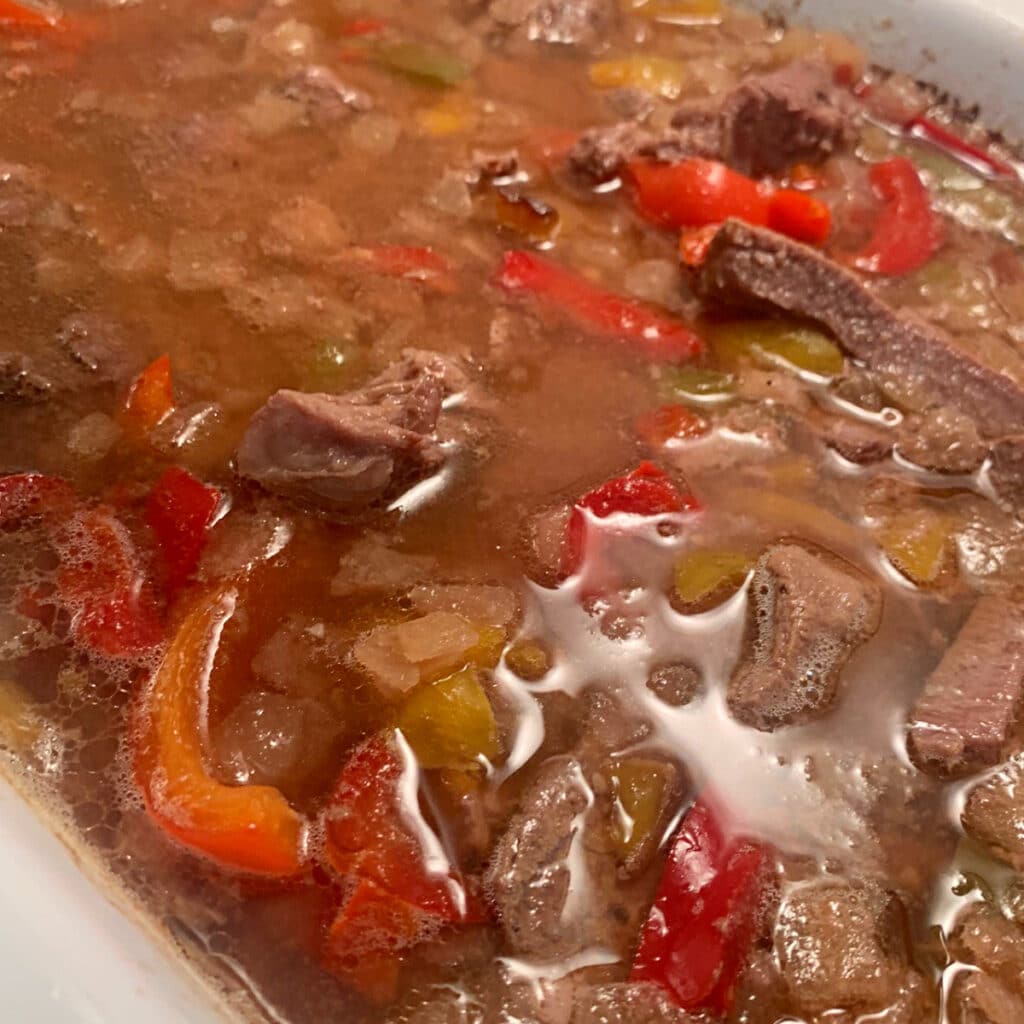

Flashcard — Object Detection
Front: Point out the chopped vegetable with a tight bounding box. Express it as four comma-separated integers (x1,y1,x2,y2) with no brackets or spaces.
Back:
324,730,484,921
636,404,709,446
493,189,560,244
906,116,1016,182
133,587,306,876
710,320,844,376
375,42,469,87
397,666,499,770
0,472,75,526
497,250,704,363
630,159,830,244
674,548,752,608
663,366,736,401
877,511,955,585
565,461,698,575
54,508,164,658
326,879,433,1005
609,758,672,863
0,0,61,29
504,639,551,681
589,56,687,100
848,157,944,276
621,0,723,26
0,678,43,753
123,354,174,435
631,798,773,1014
145,467,221,597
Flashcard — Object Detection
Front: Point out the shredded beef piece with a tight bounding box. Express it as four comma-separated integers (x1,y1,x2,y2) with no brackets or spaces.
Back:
775,883,911,1014
962,752,1024,871
278,65,373,119
950,903,1024,998
907,594,1024,778
0,352,51,402
695,220,1024,439
236,350,466,512
55,312,139,385
569,60,852,181
728,542,882,730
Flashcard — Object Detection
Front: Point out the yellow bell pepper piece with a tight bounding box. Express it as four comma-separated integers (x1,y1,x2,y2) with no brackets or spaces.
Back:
589,56,688,100
620,0,723,25
0,678,42,753
416,92,477,137
505,639,551,681
878,511,955,585
397,666,499,770
610,758,671,862
674,548,753,608
711,320,844,377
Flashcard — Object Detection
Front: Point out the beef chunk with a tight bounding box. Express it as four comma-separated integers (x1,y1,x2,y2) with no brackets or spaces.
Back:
989,435,1024,515
728,543,882,730
816,412,895,465
696,220,1024,439
907,595,1024,778
236,350,463,511
724,60,853,177
488,0,612,46
485,757,626,959
569,61,851,181
950,903,1024,997
54,312,138,385
949,971,1024,1024
571,983,698,1024
775,884,910,1014
962,752,1024,871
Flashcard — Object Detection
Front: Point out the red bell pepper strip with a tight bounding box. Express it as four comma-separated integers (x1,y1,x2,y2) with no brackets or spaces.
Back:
496,250,704,363
847,157,944,276
636,404,709,447
133,586,306,876
337,245,456,292
631,798,773,1015
323,730,483,923
0,472,75,526
0,0,61,28
767,188,832,245
906,116,1016,181
630,158,770,230
145,467,221,597
53,508,164,658
338,16,388,37
123,354,175,435
564,461,698,575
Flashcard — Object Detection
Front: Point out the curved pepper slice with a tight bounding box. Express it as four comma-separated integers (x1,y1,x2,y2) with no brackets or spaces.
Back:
631,798,773,1014
497,250,703,363
133,587,305,876
848,157,944,276
123,354,174,435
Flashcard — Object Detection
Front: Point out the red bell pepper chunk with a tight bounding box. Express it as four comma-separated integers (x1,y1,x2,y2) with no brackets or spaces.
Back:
339,16,388,37
906,116,1016,181
630,158,770,230
497,250,704,363
53,507,164,658
339,245,455,292
0,472,75,526
636,404,709,447
631,798,773,1015
847,157,944,276
324,731,485,924
325,879,437,1005
123,354,175,435
564,461,697,575
145,467,221,597
0,0,61,28
767,188,832,245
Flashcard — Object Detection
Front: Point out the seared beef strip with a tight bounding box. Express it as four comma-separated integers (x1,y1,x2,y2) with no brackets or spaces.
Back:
962,752,1024,871
775,883,911,1015
948,971,1024,1024
728,542,882,730
950,903,1024,998
569,61,852,181
236,350,465,512
907,594,1024,778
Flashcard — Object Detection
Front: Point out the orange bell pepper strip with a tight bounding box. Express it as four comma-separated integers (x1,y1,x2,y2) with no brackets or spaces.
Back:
123,354,174,435
133,587,306,876
0,0,61,28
